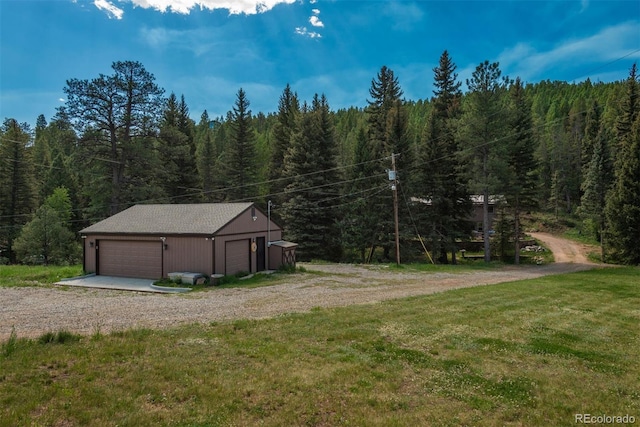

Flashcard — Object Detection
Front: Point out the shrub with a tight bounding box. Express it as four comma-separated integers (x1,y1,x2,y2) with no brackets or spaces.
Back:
38,330,81,345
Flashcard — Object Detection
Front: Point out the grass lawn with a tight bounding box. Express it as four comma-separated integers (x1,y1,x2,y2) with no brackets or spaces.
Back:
0,264,83,288
1,267,639,426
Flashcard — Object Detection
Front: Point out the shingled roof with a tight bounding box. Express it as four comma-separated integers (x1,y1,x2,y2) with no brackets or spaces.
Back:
80,203,255,235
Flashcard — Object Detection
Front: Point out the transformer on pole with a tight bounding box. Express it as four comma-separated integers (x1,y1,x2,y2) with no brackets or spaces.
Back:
390,153,400,265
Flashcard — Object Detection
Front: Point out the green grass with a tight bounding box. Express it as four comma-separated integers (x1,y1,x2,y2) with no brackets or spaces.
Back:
0,264,83,288
563,227,600,247
1,266,639,426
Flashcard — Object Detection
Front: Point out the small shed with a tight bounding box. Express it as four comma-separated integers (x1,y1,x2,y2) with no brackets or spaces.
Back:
80,203,296,280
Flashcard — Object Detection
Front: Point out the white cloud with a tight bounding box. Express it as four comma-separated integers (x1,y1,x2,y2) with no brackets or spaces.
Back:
580,0,589,13
383,1,424,31
58,98,66,103
140,26,258,57
497,21,640,82
130,0,296,15
309,15,323,27
94,0,124,19
171,75,281,117
295,26,321,38
312,8,319,15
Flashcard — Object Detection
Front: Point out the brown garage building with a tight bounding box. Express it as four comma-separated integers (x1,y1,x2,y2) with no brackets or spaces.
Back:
80,203,296,280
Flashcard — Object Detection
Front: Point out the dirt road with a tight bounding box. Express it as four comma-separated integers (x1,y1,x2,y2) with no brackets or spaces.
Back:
0,234,599,341
528,232,595,264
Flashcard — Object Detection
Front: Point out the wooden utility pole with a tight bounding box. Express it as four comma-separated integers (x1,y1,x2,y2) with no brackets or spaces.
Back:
391,153,400,265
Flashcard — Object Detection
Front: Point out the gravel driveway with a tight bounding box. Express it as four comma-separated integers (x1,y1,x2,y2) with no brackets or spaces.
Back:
0,234,598,341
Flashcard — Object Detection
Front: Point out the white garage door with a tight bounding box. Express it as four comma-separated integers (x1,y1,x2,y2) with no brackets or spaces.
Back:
225,240,250,275
98,240,162,279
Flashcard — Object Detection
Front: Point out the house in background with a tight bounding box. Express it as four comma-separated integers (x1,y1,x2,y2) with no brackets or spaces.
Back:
469,195,505,236
411,195,505,237
80,203,297,280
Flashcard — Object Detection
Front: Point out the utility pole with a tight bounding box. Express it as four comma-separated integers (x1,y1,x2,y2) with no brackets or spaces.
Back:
391,153,400,265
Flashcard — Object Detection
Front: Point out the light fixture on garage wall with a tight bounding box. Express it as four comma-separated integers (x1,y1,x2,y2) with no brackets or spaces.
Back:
89,241,94,248
160,236,167,250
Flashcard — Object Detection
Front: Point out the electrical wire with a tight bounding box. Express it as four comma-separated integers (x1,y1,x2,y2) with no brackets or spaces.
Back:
0,49,637,223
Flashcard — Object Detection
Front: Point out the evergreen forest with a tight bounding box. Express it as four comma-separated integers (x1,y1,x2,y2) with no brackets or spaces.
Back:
1,54,639,266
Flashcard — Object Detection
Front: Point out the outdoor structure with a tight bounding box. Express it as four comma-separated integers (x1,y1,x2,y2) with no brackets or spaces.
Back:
411,195,504,236
80,203,297,280
469,195,504,236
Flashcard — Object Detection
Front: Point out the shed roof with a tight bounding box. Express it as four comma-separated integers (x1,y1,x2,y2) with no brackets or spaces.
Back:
269,240,298,249
80,203,255,235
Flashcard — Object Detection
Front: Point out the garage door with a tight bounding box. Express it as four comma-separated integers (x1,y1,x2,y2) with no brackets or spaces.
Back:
225,240,250,275
98,240,162,279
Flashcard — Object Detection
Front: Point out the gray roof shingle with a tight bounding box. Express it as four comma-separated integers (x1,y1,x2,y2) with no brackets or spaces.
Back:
80,203,254,235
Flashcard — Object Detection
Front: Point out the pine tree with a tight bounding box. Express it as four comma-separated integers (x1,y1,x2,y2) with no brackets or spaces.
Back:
460,60,510,262
0,119,36,263
281,95,341,261
269,84,300,207
33,114,51,204
195,110,218,202
340,126,381,261
614,63,638,145
158,93,200,202
225,88,258,201
605,63,640,264
579,125,612,260
582,100,602,172
415,51,471,263
365,66,407,260
506,77,538,263
41,110,80,201
64,60,165,215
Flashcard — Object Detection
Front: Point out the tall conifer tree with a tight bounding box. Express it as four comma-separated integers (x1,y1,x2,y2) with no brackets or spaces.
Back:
416,51,471,263
340,126,382,261
281,95,340,261
269,84,300,209
605,63,640,264
195,111,218,202
365,66,409,260
64,60,165,215
579,125,612,260
159,93,200,202
226,88,258,201
506,77,538,263
0,119,35,263
460,60,510,262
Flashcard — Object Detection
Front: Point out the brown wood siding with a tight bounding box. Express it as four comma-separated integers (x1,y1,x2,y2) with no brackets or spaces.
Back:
217,207,282,236
84,238,95,273
98,240,162,279
225,240,250,275
269,246,282,271
162,236,213,277
214,230,282,274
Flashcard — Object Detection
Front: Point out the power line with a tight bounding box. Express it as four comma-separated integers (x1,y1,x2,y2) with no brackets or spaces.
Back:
1,51,636,224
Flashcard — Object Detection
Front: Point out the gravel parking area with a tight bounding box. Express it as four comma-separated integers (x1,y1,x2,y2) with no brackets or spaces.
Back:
0,262,595,341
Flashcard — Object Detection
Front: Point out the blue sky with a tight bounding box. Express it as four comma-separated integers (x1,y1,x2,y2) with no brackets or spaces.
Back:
1,0,639,128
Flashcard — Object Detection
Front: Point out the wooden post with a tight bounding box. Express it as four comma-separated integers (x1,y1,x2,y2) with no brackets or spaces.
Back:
392,153,400,265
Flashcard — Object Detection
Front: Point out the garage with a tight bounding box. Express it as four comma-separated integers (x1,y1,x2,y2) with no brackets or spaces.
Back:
98,240,162,279
81,203,295,279
225,240,250,275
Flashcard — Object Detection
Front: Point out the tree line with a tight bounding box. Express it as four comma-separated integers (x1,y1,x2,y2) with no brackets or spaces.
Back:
1,54,638,266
